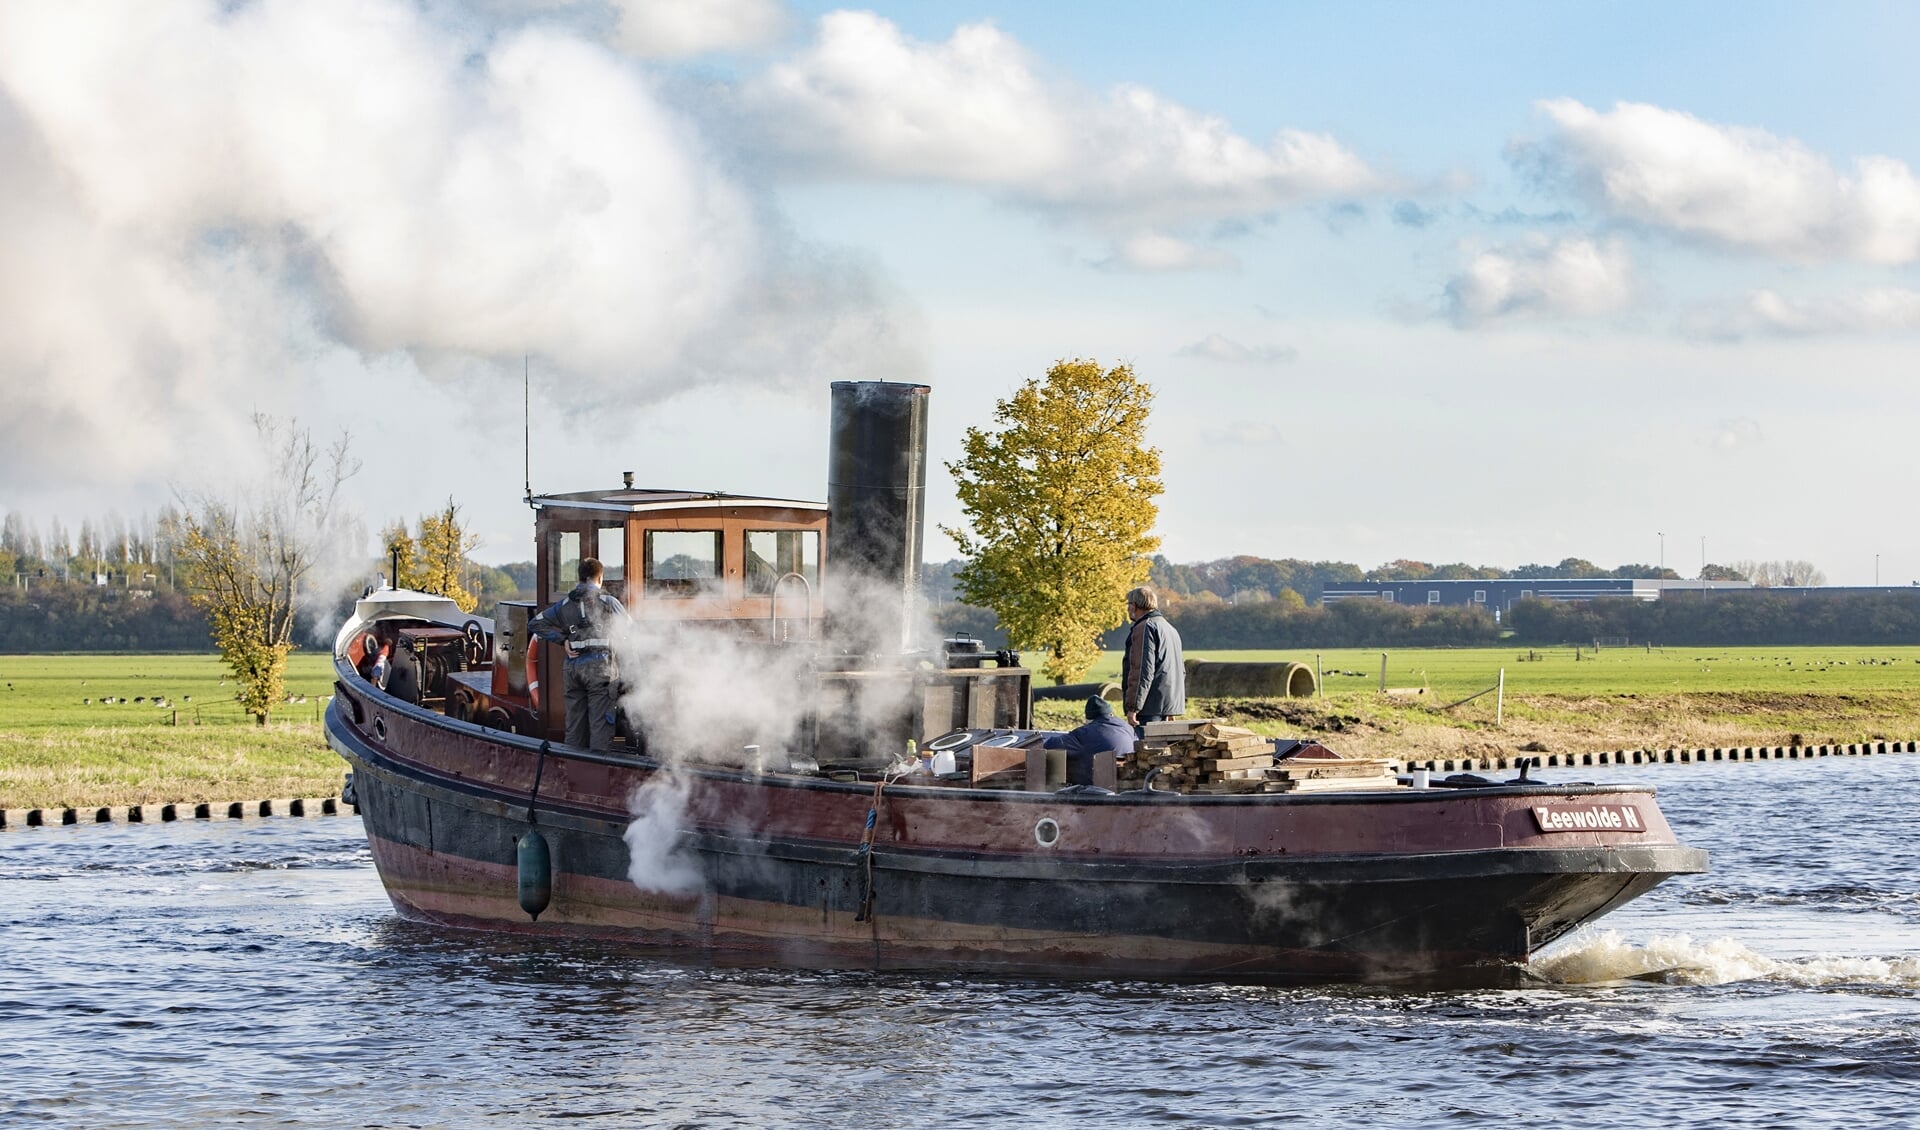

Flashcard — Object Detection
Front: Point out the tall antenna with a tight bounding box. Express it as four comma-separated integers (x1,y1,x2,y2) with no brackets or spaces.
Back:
523,354,534,508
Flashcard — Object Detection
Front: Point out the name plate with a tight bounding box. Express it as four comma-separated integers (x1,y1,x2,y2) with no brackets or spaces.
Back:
1531,803,1646,833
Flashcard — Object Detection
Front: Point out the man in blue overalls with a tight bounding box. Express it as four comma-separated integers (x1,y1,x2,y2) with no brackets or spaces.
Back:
530,557,629,751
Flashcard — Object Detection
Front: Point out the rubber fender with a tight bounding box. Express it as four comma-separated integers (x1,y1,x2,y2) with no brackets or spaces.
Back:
517,829,552,921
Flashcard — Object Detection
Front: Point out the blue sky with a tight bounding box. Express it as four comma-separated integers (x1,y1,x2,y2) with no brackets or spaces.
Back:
2,0,1917,584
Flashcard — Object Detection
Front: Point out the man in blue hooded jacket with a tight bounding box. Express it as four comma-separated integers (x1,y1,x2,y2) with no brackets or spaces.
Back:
1043,695,1134,786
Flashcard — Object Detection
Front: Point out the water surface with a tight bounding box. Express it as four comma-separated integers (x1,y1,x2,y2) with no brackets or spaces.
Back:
2,757,1916,1127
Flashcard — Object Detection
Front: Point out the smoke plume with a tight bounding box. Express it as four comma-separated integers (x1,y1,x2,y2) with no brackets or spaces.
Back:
0,0,919,502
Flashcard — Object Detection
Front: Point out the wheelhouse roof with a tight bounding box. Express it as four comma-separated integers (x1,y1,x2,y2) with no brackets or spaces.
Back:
530,488,826,515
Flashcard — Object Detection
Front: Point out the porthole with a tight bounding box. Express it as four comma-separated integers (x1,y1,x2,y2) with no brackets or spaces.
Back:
1034,817,1060,848
373,716,387,741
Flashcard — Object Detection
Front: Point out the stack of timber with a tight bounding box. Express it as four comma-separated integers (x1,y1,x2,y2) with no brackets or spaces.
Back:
1121,719,1401,795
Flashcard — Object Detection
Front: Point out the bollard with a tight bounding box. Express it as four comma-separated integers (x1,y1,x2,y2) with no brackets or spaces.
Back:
290,798,307,816
160,803,180,821
322,797,340,815
226,801,246,819
127,805,145,823
194,802,212,819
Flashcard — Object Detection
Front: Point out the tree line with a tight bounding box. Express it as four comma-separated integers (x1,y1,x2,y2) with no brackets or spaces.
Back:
935,588,1920,652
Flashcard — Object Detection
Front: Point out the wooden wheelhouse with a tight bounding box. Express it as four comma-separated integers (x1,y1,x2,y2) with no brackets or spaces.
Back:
517,488,830,742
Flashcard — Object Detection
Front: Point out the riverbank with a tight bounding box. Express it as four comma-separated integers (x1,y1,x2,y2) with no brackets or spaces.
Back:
7,649,1920,808
0,653,342,808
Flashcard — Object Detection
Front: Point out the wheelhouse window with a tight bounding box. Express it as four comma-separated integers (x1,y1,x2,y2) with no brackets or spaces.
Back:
548,530,582,595
743,530,820,596
597,526,626,599
645,530,722,597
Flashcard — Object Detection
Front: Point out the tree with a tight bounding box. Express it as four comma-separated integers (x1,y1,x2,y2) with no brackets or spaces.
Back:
943,358,1163,683
178,416,358,723
384,500,483,612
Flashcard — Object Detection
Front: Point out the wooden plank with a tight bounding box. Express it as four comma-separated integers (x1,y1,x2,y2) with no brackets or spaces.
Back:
1143,719,1213,737
1204,753,1277,772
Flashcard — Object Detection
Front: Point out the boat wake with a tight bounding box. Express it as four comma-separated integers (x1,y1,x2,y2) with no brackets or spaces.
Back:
1533,929,1920,989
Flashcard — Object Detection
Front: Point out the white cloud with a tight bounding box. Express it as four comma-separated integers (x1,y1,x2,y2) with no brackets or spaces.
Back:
609,0,790,59
1175,333,1297,364
1708,418,1762,451
1445,234,1635,327
1520,98,1920,263
746,11,1387,226
1095,233,1237,273
1687,287,1920,339
0,0,914,493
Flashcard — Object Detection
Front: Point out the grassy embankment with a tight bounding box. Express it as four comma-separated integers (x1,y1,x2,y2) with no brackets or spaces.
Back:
0,653,340,809
7,645,1920,807
1035,644,1920,761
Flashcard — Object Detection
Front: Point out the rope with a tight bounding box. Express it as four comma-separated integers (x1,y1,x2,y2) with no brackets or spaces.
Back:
853,765,907,923
527,740,549,825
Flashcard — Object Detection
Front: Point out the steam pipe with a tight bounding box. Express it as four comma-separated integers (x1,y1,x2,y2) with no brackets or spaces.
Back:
769,571,814,642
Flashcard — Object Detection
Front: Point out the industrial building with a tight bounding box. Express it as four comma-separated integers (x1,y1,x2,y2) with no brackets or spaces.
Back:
1320,578,1753,616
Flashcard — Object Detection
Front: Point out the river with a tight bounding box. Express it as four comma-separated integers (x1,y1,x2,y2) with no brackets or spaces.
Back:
2,756,1916,1127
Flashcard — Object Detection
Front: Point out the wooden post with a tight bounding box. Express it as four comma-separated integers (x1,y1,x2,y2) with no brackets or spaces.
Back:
1379,653,1387,693
1496,668,1505,727
1315,653,1323,698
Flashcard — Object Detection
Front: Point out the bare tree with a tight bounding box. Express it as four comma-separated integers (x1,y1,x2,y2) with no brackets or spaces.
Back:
1729,559,1827,588
178,416,359,723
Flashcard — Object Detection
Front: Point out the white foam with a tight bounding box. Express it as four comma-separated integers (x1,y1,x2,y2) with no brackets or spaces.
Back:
1535,929,1920,989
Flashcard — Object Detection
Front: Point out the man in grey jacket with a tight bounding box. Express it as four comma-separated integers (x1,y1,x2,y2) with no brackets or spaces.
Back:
1121,585,1184,731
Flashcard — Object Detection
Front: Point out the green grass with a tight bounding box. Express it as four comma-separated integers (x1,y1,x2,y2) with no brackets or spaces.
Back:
0,653,343,808
1059,645,1920,764
1080,645,1920,698
7,646,1920,807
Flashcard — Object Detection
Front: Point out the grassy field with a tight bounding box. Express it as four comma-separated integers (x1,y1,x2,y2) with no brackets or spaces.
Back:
6,646,1920,807
1040,645,1920,762
0,653,342,809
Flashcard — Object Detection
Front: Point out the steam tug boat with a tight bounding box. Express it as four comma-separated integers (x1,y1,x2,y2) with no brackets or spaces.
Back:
326,382,1705,983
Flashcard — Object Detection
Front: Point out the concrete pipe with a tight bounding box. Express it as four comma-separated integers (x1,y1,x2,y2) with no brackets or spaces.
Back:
1031,681,1123,703
1184,659,1319,698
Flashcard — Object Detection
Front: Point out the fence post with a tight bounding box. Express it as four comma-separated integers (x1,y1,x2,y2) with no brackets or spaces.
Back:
1496,668,1505,727
1316,653,1323,698
1379,653,1387,693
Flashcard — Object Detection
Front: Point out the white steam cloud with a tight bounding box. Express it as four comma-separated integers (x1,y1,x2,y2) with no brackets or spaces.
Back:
0,0,918,496
622,771,705,895
609,567,935,897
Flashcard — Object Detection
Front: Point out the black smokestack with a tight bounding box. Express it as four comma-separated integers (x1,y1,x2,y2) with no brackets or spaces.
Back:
826,381,930,655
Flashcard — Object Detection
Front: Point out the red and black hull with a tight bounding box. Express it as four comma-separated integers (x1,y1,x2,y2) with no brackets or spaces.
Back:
328,661,1705,983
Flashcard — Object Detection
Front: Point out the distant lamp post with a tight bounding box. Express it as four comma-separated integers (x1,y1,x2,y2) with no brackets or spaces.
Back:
1658,531,1664,572
1876,554,1880,587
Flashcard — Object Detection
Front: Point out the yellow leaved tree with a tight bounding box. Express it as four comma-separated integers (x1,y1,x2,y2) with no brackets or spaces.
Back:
943,359,1163,684
384,499,482,612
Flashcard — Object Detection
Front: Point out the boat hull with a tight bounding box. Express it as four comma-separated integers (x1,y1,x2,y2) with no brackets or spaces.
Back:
328,668,1706,983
